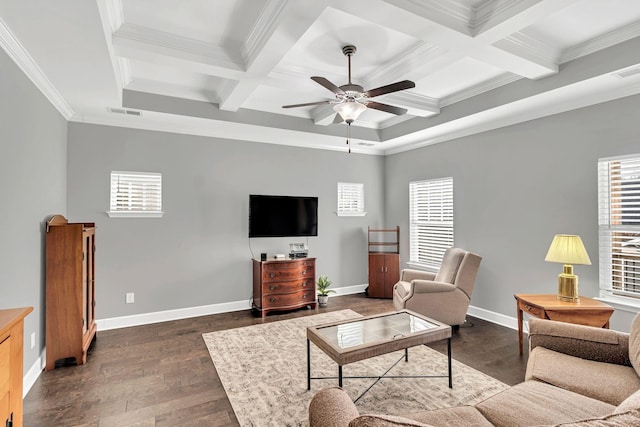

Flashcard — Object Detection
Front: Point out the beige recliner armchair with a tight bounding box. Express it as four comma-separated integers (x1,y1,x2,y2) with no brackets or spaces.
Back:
392,248,482,326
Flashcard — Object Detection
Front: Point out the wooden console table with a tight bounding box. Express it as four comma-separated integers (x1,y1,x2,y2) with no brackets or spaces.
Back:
515,293,614,355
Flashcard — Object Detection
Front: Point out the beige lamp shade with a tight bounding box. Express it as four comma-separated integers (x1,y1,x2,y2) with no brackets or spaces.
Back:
545,234,592,265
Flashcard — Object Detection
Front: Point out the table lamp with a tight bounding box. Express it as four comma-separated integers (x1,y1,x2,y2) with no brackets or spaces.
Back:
544,234,591,302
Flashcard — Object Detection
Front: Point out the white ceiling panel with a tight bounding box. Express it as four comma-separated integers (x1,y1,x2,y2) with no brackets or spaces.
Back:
121,0,268,49
415,57,505,99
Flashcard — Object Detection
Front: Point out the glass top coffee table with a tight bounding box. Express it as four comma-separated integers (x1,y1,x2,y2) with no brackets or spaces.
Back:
306,310,452,400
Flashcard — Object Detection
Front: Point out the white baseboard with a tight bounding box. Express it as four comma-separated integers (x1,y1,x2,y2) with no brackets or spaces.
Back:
23,349,45,397
96,299,252,331
96,285,369,331
467,304,524,332
332,283,368,296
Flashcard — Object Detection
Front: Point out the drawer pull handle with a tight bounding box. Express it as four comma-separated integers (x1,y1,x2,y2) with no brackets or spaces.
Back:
269,273,276,278
303,294,307,299
525,305,532,311
270,297,276,303
269,285,275,290
302,270,307,275
301,282,307,287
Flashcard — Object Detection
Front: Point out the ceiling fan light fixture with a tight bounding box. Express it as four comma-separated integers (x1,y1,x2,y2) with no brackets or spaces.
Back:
333,101,367,124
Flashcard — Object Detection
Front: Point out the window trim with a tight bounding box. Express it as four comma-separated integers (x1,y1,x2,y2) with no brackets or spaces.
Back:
408,177,454,270
336,182,366,217
598,154,640,306
107,171,164,218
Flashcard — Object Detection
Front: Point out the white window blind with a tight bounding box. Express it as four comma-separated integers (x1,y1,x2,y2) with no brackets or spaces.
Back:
598,155,640,299
337,182,366,216
409,177,454,268
108,171,163,218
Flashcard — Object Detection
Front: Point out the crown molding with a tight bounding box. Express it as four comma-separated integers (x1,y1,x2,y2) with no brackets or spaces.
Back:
69,110,384,155
104,0,125,32
496,32,558,71
0,18,73,119
241,0,288,67
441,72,521,107
382,91,440,115
560,20,640,65
114,23,244,70
471,0,527,33
389,0,472,33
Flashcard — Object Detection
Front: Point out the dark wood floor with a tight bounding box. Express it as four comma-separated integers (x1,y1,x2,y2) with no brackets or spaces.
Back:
23,294,528,426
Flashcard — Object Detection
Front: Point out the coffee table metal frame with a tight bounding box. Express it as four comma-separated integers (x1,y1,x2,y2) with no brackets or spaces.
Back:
306,310,452,401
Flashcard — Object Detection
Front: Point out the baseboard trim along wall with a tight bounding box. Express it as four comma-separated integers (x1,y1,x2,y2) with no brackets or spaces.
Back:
25,287,516,397
96,299,251,331
467,304,525,332
23,349,45,398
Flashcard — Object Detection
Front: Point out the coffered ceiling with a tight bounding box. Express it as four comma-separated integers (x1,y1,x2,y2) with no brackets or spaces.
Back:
2,0,640,154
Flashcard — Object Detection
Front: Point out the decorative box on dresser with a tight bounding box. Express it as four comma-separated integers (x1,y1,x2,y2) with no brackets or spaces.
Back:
252,258,316,317
45,215,97,370
0,307,32,427
367,226,400,298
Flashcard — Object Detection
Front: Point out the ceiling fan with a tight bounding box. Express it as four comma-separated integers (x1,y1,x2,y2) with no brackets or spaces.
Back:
282,44,415,129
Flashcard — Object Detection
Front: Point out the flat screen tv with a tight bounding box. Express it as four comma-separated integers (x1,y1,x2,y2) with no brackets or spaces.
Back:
249,195,318,238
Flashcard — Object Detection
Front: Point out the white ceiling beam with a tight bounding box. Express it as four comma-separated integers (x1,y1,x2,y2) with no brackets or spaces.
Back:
340,0,557,79
112,23,246,81
472,0,581,43
218,0,330,111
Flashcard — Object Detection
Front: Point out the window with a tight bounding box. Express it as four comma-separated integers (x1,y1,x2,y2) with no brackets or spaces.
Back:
108,171,163,218
598,155,640,300
337,182,366,216
409,177,454,269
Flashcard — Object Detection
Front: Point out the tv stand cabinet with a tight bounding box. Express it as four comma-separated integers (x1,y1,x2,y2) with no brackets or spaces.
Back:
252,258,316,317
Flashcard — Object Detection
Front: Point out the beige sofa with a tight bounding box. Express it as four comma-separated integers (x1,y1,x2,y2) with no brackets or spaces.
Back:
309,315,640,426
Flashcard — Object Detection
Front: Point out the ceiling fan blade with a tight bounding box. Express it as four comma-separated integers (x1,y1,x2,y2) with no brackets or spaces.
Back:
311,76,345,95
282,100,331,109
367,101,408,116
332,113,344,124
364,80,415,98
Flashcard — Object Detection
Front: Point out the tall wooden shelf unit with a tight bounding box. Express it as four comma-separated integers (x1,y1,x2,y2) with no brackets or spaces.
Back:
45,215,97,370
367,226,400,298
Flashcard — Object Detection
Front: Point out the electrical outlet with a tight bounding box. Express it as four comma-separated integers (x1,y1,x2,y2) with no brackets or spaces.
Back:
126,292,135,304
30,332,36,349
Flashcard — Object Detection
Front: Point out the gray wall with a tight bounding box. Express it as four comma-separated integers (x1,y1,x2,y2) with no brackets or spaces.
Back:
385,93,640,331
67,123,384,318
0,48,67,374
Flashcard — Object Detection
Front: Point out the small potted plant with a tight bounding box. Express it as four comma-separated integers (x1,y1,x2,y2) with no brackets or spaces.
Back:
316,275,335,307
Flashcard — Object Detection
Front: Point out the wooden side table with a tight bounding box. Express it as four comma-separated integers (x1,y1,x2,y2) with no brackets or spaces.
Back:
514,294,614,355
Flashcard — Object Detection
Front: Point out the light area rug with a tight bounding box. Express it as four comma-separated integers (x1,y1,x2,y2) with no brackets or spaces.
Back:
202,310,509,427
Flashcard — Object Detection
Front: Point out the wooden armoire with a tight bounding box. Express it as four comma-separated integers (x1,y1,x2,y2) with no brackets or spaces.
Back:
45,215,96,370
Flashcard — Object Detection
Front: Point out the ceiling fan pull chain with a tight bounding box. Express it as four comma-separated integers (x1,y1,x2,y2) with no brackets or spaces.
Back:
347,123,351,154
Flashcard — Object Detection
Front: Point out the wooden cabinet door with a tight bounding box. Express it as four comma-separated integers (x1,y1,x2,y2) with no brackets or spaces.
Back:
368,254,386,298
384,254,400,298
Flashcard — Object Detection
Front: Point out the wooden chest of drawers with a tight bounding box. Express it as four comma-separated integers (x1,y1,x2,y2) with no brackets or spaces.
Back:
252,258,316,317
0,307,32,427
